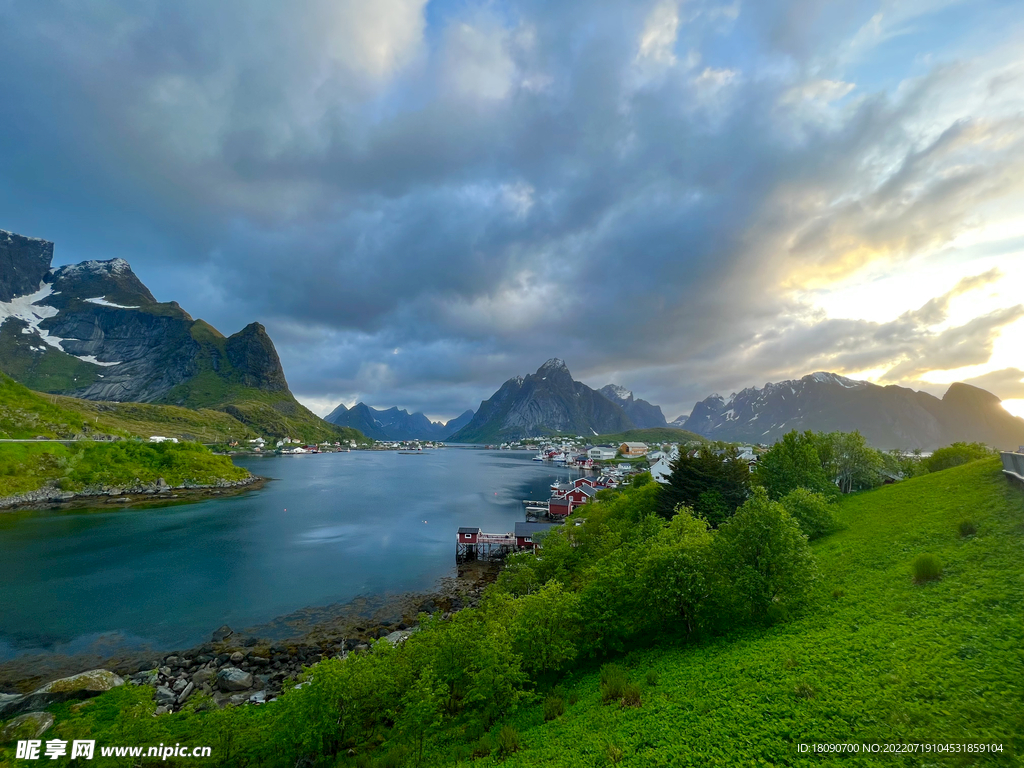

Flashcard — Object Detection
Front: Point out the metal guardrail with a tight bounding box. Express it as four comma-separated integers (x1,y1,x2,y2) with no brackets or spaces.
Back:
999,450,1024,486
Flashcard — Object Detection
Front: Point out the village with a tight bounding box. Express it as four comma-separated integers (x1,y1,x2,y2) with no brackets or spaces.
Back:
456,438,763,561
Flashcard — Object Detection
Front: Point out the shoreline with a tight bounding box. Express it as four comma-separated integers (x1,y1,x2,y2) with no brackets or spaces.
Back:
0,475,266,513
0,560,501,700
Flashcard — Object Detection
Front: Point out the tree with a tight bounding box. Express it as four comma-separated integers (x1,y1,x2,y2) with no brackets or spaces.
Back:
715,488,816,621
780,487,837,540
924,442,993,473
639,508,718,635
817,431,884,493
658,446,750,525
396,667,445,765
754,431,837,499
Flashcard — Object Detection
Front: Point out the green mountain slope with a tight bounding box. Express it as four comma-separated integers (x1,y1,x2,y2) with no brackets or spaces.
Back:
432,458,1023,765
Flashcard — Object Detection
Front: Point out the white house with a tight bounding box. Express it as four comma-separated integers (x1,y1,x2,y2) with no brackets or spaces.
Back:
588,446,618,461
149,436,178,443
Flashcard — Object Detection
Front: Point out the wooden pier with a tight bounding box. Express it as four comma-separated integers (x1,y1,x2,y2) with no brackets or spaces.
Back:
456,528,515,562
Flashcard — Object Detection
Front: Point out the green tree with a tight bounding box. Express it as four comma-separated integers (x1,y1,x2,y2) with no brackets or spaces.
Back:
658,446,750,525
755,431,837,499
716,488,816,621
640,508,718,635
924,442,993,473
396,667,445,765
780,487,837,540
818,431,884,493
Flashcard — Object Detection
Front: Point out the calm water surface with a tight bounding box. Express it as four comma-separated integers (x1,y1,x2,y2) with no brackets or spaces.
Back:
0,449,578,660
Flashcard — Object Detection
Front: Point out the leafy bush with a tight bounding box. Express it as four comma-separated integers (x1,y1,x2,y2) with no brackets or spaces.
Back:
794,682,816,699
606,743,625,764
925,442,993,473
645,669,659,686
621,683,642,707
543,693,565,721
959,520,978,537
497,725,520,755
716,488,817,620
600,664,629,704
780,488,837,540
912,553,943,583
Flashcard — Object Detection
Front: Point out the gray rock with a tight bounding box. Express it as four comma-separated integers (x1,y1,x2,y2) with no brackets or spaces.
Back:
216,667,253,692
0,711,54,741
0,669,124,718
154,705,169,715
250,656,269,666
229,651,244,664
192,668,217,687
172,678,188,693
130,670,159,686
382,630,414,646
159,666,172,677
177,682,195,705
212,625,234,642
154,686,177,707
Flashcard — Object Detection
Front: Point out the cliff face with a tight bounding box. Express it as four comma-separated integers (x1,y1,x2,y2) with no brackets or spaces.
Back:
451,359,637,442
598,384,668,428
0,231,53,301
0,229,340,441
681,372,1024,450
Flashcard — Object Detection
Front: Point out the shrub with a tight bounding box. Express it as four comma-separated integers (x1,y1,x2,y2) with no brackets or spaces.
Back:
543,694,565,721
780,488,837,540
925,442,993,473
621,683,642,707
645,669,659,686
794,682,816,699
497,726,520,756
912,553,943,583
471,734,494,758
606,744,625,764
715,488,817,620
600,664,629,704
959,520,978,538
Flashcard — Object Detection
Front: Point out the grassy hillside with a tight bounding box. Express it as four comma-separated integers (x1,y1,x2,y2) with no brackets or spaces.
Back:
0,373,252,442
0,440,249,497
586,427,706,445
0,372,366,445
434,459,1023,766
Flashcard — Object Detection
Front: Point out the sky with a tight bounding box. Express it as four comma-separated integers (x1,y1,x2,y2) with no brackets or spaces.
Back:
1,0,1023,422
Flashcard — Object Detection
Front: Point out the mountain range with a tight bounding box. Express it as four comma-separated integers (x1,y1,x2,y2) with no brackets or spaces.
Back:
450,359,643,442
597,385,668,428
325,402,474,442
680,371,1024,450
0,229,357,442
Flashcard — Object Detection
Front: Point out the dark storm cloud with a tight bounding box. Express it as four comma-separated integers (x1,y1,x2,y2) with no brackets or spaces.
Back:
1,0,1022,419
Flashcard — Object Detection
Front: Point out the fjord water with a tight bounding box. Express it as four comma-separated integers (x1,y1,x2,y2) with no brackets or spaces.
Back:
0,449,577,661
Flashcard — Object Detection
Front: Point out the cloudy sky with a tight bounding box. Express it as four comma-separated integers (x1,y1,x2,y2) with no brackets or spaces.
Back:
2,0,1023,422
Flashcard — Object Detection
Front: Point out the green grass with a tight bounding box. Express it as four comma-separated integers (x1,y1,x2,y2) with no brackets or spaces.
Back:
0,440,249,497
0,373,254,442
431,459,1023,766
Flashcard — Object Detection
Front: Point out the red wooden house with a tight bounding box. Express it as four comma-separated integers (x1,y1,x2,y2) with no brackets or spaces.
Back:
458,526,480,544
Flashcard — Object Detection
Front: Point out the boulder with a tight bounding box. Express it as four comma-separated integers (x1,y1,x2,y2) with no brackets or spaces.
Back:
216,668,253,692
177,682,195,705
382,630,413,646
0,669,124,717
1,712,54,741
192,668,217,687
212,625,233,642
229,651,244,664
154,686,177,707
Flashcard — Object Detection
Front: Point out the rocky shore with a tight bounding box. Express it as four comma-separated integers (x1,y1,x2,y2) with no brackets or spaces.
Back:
0,563,498,716
0,475,265,512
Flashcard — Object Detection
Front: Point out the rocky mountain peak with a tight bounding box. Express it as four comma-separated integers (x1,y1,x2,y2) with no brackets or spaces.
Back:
600,384,633,403
537,358,569,375
0,229,54,301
